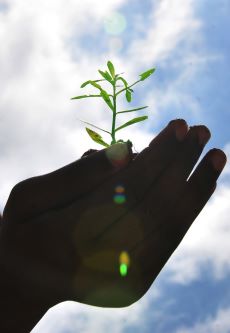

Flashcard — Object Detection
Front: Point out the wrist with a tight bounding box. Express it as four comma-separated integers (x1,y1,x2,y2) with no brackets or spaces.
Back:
0,266,50,333
0,248,51,333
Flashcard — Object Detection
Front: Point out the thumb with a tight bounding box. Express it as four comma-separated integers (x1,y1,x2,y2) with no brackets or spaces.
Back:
81,149,98,158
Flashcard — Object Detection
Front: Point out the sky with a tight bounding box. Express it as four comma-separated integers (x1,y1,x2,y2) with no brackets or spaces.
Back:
0,0,230,332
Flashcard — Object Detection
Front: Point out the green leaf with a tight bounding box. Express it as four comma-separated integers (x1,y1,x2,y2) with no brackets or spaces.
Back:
100,89,114,110
117,77,134,101
71,94,92,100
85,127,109,147
98,70,113,83
117,76,128,88
80,79,104,88
76,118,110,134
80,80,91,88
89,81,103,90
107,61,115,78
125,89,132,103
115,116,148,132
117,106,148,114
71,94,102,100
139,68,156,81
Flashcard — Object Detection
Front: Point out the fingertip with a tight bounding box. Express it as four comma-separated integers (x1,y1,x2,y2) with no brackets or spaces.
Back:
188,125,211,146
167,119,189,141
197,126,211,146
148,119,189,148
209,148,227,172
188,148,227,192
168,118,188,127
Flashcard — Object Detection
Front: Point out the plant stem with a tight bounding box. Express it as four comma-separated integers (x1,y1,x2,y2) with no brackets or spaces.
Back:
111,79,117,144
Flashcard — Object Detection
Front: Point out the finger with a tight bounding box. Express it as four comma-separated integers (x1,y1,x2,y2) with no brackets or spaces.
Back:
172,148,227,235
134,125,211,228
167,125,211,180
3,142,133,224
145,149,227,264
122,119,189,201
128,149,227,286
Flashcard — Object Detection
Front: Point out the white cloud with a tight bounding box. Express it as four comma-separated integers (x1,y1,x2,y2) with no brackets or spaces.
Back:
123,0,221,127
223,143,230,177
126,0,201,67
175,307,230,333
101,0,215,135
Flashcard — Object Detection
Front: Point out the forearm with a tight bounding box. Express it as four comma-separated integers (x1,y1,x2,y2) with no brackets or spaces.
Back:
0,298,47,333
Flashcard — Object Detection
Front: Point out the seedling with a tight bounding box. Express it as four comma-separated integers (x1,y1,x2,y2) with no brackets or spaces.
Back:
71,61,155,148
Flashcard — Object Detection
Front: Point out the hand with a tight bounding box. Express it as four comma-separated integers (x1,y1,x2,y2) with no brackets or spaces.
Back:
0,119,226,332
58,119,226,307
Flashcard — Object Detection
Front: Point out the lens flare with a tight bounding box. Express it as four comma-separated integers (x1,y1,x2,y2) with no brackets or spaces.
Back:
114,194,126,204
119,251,130,266
119,251,130,277
114,184,126,204
108,37,123,52
120,263,128,277
104,12,127,35
115,185,125,193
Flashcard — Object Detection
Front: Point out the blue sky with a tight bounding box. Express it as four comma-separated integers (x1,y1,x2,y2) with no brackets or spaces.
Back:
0,0,230,332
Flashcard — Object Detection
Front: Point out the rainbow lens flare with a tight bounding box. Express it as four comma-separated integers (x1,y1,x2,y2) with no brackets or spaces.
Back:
119,251,130,277
114,184,126,204
120,263,128,277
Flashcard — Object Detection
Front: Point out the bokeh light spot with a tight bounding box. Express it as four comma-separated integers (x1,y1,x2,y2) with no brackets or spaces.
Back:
108,37,123,52
119,251,130,277
104,12,127,35
115,185,125,193
114,194,126,204
114,184,126,204
119,251,130,266
120,263,128,277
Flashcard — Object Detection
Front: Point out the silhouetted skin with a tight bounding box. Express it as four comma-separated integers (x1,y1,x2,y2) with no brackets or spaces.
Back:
0,119,227,333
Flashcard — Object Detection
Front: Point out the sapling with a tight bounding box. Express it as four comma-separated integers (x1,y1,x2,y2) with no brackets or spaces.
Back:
71,61,155,148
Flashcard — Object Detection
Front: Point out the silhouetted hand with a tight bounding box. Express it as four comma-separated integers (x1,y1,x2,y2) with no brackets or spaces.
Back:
0,119,227,332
